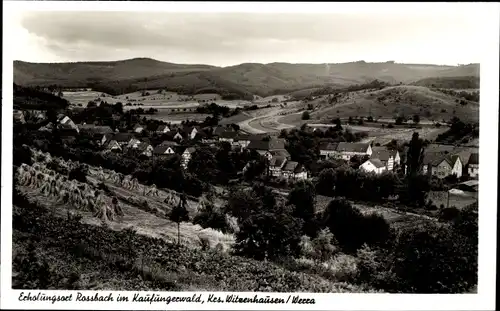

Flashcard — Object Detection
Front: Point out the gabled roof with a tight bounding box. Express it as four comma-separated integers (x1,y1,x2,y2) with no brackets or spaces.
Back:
269,156,286,168
136,142,152,152
159,140,179,147
133,123,144,129
214,126,234,136
113,132,135,142
337,142,370,153
319,142,339,151
247,138,285,151
183,147,196,154
270,149,290,158
153,145,175,155
219,131,239,139
468,153,479,165
157,124,170,132
366,158,386,168
282,161,304,173
370,147,393,161
235,133,265,141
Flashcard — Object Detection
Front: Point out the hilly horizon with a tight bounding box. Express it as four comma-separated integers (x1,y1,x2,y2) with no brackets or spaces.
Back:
14,58,480,98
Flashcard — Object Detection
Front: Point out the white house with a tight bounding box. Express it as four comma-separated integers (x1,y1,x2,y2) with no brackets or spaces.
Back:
269,156,287,177
360,158,387,174
281,161,308,180
422,154,462,179
370,147,401,171
181,147,196,169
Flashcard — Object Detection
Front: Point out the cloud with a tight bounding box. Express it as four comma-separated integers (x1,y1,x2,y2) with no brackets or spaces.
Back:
17,11,483,65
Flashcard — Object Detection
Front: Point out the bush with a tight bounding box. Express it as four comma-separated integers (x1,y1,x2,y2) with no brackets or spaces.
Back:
193,202,231,233
301,111,311,120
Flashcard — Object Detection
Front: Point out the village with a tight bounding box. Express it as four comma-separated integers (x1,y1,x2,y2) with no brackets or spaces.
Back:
15,108,479,196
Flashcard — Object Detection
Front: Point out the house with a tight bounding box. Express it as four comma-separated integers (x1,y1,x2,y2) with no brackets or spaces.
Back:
219,130,239,143
183,126,199,140
153,145,176,156
58,123,79,136
467,153,479,178
101,133,115,146
112,133,136,146
136,142,154,157
370,147,401,171
319,142,339,159
173,132,184,141
133,124,145,134
421,153,463,179
281,161,308,180
360,158,387,174
247,138,287,161
270,149,291,159
213,126,235,137
104,140,122,153
335,142,372,161
269,156,287,177
13,110,26,124
127,138,142,149
57,115,79,133
234,133,261,149
181,147,196,169
156,124,170,134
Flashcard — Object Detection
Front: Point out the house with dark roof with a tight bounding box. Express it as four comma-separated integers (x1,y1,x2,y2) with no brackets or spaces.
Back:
103,139,122,153
336,142,372,160
319,142,340,159
281,161,308,180
219,130,239,143
156,124,170,134
136,142,153,157
235,133,265,149
467,153,479,178
183,126,200,140
370,146,401,171
421,153,463,179
360,158,387,174
247,138,286,161
269,156,287,177
153,145,176,156
112,133,136,146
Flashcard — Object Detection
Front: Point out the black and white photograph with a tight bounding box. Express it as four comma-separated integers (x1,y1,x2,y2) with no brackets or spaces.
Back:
1,1,498,310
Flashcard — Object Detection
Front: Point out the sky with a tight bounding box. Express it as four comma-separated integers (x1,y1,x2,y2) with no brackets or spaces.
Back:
9,4,487,66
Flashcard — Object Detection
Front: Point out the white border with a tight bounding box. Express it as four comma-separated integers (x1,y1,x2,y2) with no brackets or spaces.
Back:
1,2,498,310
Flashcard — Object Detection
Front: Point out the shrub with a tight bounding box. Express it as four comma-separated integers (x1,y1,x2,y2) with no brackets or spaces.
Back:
301,111,310,120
